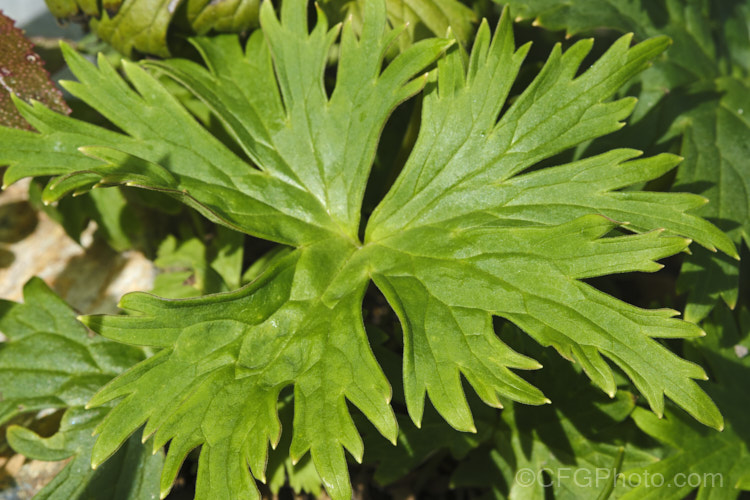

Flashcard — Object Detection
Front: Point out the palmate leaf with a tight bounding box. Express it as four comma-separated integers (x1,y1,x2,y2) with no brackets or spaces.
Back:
0,2,736,499
82,239,401,500
0,279,161,499
2,1,451,246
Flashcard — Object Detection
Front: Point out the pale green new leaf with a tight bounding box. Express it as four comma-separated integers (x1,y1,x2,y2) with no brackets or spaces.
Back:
320,0,477,50
92,0,195,58
46,0,261,58
0,3,736,500
381,0,477,48
184,0,261,36
46,0,473,58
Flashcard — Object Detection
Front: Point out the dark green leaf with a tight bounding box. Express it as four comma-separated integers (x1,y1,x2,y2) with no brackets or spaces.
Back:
0,278,159,498
8,407,163,500
0,278,145,424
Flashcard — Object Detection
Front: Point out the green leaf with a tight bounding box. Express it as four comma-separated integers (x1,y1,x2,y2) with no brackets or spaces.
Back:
366,13,730,431
617,305,750,500
500,0,740,78
0,2,735,499
152,225,244,298
0,279,159,498
2,52,332,245
84,0,261,58
266,393,324,498
82,240,398,500
143,1,452,243
500,1,694,46
1,3,450,245
320,0,477,50
503,0,750,79
451,341,659,500
49,0,472,58
0,278,146,425
501,0,749,322
7,407,164,500
673,77,750,321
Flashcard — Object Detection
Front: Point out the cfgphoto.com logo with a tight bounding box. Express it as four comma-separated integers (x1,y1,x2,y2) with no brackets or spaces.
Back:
514,467,724,489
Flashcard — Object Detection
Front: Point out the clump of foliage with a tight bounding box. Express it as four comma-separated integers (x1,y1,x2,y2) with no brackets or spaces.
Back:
43,0,477,57
0,1,748,499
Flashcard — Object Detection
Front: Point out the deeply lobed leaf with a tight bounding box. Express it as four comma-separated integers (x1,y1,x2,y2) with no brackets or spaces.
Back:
83,240,396,499
502,0,750,322
0,2,736,499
